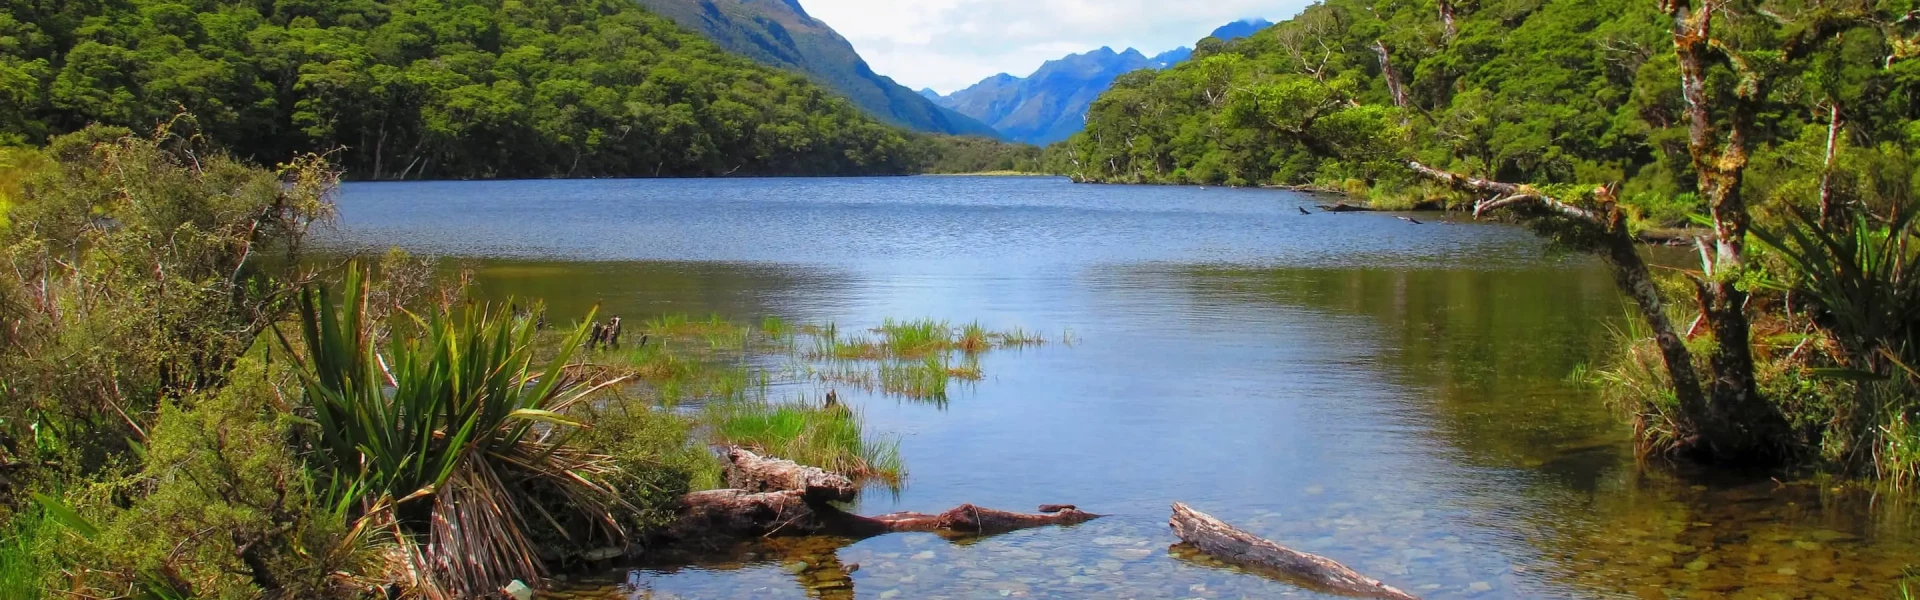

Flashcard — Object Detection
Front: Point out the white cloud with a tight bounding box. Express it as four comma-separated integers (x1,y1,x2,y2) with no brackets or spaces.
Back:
797,0,1311,94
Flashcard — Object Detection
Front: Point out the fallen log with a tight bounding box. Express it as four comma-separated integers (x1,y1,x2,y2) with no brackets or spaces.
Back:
1169,503,1418,600
724,448,856,503
660,449,1100,546
666,491,1101,542
667,489,827,541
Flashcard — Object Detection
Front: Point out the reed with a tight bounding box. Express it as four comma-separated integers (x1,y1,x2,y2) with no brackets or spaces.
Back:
879,318,952,356
879,357,953,401
997,326,1047,347
957,321,991,353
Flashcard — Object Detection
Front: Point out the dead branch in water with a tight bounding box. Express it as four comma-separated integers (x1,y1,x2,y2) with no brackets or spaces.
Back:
1170,503,1419,600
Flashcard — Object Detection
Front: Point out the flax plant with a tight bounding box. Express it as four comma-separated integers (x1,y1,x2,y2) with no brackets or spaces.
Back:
282,265,631,598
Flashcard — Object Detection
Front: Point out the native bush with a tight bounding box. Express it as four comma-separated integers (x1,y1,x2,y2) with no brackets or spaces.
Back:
57,356,376,599
0,122,334,474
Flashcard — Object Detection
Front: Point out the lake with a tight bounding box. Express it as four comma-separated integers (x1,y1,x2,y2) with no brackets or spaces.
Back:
324,176,1916,599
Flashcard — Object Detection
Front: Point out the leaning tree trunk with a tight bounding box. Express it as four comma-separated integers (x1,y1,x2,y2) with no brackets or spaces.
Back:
1404,162,1711,444
1170,503,1418,600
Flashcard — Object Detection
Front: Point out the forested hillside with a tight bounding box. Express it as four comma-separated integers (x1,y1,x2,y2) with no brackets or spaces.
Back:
1062,0,1917,219
0,0,929,179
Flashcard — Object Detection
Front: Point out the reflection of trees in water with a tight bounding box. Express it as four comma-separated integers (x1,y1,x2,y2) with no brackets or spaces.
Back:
450,260,855,326
1174,264,1626,472
1166,264,1919,598
1512,467,1918,598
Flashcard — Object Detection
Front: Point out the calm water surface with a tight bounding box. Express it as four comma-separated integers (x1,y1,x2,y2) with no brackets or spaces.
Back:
324,176,1916,599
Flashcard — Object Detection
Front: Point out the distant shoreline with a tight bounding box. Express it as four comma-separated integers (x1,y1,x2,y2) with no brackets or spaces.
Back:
921,171,1056,177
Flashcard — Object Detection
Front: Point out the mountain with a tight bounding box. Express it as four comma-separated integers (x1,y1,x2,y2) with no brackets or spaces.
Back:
1208,18,1274,41
934,48,1161,146
930,19,1270,145
635,0,1000,138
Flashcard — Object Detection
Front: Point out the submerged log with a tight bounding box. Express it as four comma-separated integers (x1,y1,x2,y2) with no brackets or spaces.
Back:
725,448,856,503
855,503,1101,536
1170,503,1418,600
1317,203,1376,213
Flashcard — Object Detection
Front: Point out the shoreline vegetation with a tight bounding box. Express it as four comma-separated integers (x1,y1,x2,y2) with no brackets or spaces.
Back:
923,170,1053,177
0,129,1079,597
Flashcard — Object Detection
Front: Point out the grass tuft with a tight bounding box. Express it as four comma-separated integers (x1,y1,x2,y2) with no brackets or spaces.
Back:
0,510,51,600
707,400,902,486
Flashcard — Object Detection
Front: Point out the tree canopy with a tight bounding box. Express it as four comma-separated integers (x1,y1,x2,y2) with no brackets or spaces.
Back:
1061,0,1918,222
0,0,931,179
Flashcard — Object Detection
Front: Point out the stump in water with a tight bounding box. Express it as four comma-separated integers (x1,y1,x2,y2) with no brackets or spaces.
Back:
1169,503,1418,600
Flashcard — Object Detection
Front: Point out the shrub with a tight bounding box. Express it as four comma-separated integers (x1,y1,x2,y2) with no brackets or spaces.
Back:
60,357,374,599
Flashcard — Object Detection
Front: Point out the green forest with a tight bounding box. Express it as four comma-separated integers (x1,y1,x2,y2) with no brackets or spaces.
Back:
1063,0,1917,223
0,0,938,178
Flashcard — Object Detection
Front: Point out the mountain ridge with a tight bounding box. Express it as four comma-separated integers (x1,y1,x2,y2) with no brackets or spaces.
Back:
930,19,1272,145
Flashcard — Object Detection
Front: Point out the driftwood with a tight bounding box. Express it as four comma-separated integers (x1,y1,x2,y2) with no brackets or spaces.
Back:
1170,503,1418,600
662,449,1099,545
724,448,856,503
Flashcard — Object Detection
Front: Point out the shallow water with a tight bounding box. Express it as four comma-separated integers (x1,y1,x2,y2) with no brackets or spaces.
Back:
325,176,1917,599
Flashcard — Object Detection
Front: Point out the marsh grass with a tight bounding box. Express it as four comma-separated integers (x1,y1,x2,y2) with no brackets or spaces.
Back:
644,313,739,337
707,400,902,486
879,357,952,401
803,318,1053,361
958,321,991,353
879,318,951,356
570,314,1061,479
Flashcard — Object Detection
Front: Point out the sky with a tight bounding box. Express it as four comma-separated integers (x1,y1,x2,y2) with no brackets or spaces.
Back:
796,0,1309,95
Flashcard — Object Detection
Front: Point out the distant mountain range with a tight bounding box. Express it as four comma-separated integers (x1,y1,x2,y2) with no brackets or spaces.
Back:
929,18,1273,146
635,0,1001,138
